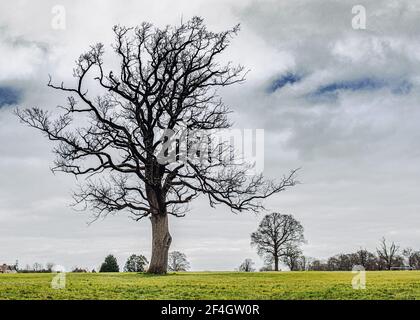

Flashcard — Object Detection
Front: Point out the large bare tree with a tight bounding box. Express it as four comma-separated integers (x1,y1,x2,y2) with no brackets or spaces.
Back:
17,17,296,274
251,213,305,271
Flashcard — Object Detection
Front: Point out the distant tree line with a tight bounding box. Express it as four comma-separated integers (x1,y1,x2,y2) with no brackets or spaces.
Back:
241,242,420,272
303,240,420,271
18,262,55,273
12,250,191,274
97,251,190,273
240,213,420,272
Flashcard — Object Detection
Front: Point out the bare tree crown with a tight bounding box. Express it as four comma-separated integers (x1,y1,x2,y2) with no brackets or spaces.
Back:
17,17,297,222
168,251,190,272
251,213,305,270
376,237,399,270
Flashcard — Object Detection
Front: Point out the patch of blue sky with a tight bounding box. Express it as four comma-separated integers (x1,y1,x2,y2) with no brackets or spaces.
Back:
0,87,21,107
268,72,302,92
308,77,412,101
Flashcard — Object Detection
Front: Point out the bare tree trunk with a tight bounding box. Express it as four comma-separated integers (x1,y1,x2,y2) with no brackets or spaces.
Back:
274,256,279,271
148,214,172,274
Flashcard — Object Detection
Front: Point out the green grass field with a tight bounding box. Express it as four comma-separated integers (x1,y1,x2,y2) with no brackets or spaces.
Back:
0,271,418,300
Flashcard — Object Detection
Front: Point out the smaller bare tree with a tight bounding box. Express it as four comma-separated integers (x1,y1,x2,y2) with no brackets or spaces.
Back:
46,263,55,272
251,213,305,271
376,237,399,270
238,258,255,272
402,248,420,269
124,254,149,272
32,262,43,272
281,244,302,271
298,256,314,271
168,251,190,272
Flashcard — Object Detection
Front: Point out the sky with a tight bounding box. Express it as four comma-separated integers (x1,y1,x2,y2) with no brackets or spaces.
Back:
0,0,419,271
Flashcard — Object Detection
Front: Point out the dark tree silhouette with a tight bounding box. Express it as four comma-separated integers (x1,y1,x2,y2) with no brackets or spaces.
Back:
124,254,149,272
281,244,303,271
352,249,378,270
251,213,305,271
99,254,119,272
168,251,190,271
376,237,399,270
16,17,296,274
238,258,255,272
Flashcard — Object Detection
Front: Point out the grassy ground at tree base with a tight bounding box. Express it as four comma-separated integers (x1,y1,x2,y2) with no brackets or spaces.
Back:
0,271,418,300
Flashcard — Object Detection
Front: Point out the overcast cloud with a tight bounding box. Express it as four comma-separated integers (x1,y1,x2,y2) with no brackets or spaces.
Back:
0,0,419,271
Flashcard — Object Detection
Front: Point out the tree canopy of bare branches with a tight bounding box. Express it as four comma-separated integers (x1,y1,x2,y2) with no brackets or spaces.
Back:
168,251,190,272
238,258,255,272
281,244,303,271
376,237,400,270
251,213,305,271
16,17,297,274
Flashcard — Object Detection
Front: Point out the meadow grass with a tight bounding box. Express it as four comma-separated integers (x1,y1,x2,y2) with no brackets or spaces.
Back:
0,271,418,300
